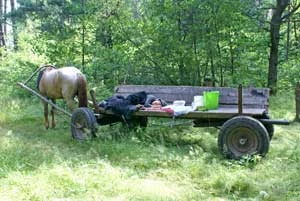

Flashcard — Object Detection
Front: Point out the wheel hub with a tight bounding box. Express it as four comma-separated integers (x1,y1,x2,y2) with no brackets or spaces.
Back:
239,138,247,145
227,127,259,155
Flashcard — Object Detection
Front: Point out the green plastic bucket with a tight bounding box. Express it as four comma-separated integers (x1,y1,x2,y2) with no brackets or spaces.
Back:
203,91,220,110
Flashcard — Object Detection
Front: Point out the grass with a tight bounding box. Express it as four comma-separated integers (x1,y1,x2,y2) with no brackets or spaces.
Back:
0,91,300,201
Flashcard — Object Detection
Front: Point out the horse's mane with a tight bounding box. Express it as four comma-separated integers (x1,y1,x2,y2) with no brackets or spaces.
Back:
36,65,57,90
36,70,44,90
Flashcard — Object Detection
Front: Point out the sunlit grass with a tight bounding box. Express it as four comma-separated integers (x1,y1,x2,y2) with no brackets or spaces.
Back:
269,90,296,120
0,91,299,200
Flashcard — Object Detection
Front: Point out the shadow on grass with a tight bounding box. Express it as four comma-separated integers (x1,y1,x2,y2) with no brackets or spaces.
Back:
0,112,221,177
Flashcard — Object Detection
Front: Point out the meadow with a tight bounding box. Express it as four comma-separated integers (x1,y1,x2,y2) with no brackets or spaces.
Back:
0,90,299,201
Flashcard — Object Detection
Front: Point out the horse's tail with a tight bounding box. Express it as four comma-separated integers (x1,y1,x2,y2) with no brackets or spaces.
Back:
77,74,88,107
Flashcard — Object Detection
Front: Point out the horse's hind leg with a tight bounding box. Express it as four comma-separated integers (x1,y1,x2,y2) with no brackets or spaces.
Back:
64,97,76,111
43,102,49,129
51,99,56,128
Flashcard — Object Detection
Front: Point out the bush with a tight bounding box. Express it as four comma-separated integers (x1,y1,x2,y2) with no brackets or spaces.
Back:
0,48,48,98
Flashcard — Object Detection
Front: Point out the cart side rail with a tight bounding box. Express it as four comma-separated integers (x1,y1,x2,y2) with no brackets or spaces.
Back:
114,84,270,110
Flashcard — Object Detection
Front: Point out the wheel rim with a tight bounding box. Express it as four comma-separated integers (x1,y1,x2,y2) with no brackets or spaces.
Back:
72,112,92,140
226,127,259,157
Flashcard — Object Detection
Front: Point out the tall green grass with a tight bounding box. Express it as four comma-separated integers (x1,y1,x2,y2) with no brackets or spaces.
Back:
0,90,299,201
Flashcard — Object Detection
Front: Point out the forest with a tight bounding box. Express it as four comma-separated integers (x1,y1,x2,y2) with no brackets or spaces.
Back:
0,0,299,93
0,0,300,201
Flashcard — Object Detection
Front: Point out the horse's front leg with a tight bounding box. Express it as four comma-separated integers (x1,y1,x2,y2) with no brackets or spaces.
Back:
43,102,49,129
51,99,56,128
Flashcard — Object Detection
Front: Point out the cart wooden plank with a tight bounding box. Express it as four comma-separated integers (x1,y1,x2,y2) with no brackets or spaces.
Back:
92,84,270,121
98,107,266,119
115,85,270,109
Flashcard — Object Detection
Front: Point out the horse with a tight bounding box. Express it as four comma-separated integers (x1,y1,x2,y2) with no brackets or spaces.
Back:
37,65,88,129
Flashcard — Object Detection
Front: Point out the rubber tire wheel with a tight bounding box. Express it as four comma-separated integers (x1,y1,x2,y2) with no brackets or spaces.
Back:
71,107,97,140
261,113,274,140
218,116,270,160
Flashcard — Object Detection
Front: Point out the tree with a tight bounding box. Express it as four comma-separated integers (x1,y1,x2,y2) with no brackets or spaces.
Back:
268,0,300,94
4,0,6,36
0,0,5,46
2,0,299,91
10,0,17,50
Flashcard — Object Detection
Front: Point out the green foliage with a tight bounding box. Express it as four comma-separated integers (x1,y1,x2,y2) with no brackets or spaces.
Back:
2,0,297,90
278,58,300,91
0,39,47,98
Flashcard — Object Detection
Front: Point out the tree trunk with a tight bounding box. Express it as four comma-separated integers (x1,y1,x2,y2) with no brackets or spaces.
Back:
4,0,7,36
229,38,234,76
268,0,300,94
285,4,290,61
10,0,18,50
191,9,201,86
0,0,5,47
176,6,186,85
193,34,201,86
295,82,300,122
213,17,223,87
210,51,216,87
293,20,298,41
131,0,139,19
268,0,289,94
293,20,298,56
81,0,86,72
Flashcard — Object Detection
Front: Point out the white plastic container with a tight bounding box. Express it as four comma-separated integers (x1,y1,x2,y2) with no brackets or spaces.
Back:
192,95,204,110
194,96,203,103
173,100,186,106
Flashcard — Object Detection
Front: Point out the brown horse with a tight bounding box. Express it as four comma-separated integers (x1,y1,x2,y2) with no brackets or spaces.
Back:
37,65,88,129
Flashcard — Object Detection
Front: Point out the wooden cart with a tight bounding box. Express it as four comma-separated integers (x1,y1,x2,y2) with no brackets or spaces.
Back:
70,84,289,159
